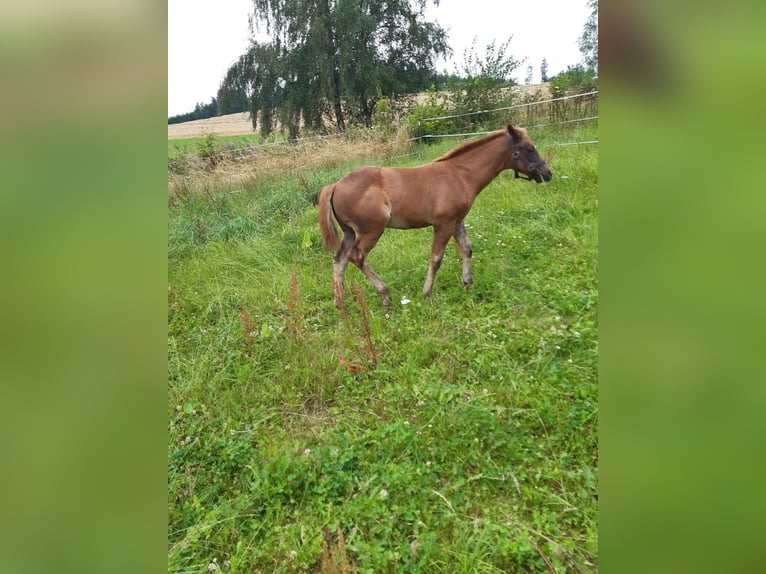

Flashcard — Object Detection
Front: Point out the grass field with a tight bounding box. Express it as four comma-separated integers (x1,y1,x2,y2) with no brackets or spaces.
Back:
168,133,265,160
168,125,598,573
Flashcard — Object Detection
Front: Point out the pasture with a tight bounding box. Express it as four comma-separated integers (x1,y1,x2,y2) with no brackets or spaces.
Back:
168,125,598,572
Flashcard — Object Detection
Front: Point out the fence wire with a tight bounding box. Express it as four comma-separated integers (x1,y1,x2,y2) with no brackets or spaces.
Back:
413,90,598,149
171,90,598,162
417,90,599,122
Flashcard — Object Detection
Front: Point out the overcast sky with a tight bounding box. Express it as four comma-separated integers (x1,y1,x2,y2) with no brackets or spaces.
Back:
168,0,591,117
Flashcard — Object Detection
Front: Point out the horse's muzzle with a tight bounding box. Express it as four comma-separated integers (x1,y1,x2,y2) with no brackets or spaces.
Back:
534,166,552,183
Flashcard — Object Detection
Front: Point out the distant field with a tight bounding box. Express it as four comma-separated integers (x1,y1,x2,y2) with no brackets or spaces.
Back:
167,83,552,140
168,112,255,139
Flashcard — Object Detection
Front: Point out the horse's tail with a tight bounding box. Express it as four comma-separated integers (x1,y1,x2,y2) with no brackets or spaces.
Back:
318,183,340,251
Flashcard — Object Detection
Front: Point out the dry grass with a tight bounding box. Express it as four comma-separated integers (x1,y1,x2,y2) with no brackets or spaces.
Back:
167,125,414,200
168,112,253,139
320,526,357,574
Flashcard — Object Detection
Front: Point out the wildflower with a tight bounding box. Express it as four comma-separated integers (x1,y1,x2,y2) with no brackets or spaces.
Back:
207,558,218,572
289,550,297,561
379,488,388,499
425,461,431,467
303,448,311,456
401,297,411,305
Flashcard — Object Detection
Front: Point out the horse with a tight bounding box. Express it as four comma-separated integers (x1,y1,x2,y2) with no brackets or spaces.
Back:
318,124,552,310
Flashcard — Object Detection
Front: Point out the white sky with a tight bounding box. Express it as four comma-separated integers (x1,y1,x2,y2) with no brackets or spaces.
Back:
168,0,591,117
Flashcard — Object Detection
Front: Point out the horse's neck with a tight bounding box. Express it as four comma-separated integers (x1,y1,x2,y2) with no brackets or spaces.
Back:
447,138,508,195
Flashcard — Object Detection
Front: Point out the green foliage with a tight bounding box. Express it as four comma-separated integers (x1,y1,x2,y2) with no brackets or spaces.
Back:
406,38,526,139
449,38,521,128
406,86,453,138
168,133,267,161
169,97,219,124
220,0,449,137
578,0,598,72
168,123,598,572
549,65,599,98
195,132,221,167
216,84,248,116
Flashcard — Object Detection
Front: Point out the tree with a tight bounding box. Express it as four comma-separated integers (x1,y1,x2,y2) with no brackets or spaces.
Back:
548,64,597,97
222,0,449,137
218,42,285,136
452,37,521,107
168,97,219,124
540,58,549,82
578,0,598,72
216,77,248,115
525,65,533,85
446,37,522,131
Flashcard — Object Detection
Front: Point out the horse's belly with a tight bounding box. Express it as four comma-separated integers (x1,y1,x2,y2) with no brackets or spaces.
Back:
386,213,430,229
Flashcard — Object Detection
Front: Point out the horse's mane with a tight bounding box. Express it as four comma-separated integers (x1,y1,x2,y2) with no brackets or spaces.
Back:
432,129,507,162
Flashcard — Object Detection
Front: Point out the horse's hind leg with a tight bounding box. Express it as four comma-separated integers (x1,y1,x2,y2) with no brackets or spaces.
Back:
349,232,391,309
358,260,391,309
333,230,355,310
453,221,473,287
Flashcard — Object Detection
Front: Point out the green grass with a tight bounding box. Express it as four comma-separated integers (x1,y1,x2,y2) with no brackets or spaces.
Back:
168,133,277,160
168,128,598,573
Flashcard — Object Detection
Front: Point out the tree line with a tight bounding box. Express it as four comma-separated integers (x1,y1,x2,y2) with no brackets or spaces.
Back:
169,0,598,136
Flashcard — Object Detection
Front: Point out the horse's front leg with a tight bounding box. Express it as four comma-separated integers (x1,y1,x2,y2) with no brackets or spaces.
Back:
452,221,473,287
422,226,454,298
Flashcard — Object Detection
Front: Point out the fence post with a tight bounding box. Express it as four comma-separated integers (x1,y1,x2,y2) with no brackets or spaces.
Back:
417,118,422,144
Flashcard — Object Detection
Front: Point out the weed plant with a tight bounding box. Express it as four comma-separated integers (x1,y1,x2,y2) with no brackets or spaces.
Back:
168,126,598,573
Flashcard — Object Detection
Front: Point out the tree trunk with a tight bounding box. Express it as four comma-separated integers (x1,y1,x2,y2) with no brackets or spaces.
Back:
331,70,346,132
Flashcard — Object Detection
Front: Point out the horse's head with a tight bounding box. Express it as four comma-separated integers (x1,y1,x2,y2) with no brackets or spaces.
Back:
506,125,552,183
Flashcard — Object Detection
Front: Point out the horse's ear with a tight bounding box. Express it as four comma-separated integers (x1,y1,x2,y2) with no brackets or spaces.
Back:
507,124,521,142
